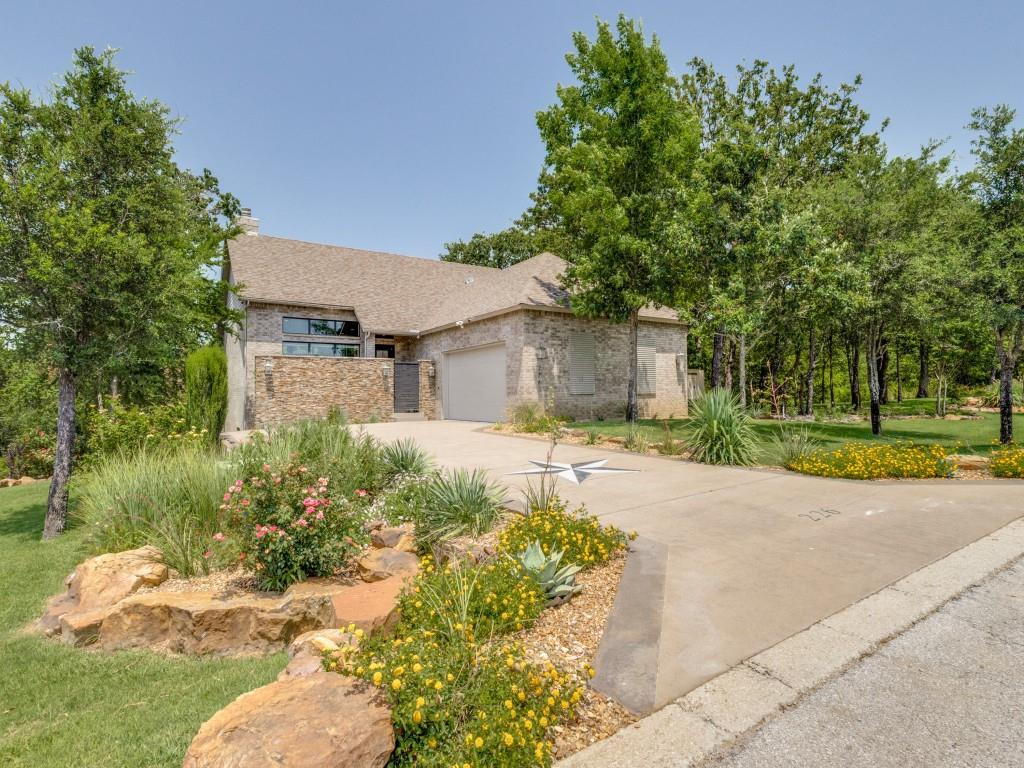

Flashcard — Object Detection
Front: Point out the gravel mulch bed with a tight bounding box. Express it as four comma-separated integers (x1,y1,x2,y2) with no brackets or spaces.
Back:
514,552,636,759
137,567,261,597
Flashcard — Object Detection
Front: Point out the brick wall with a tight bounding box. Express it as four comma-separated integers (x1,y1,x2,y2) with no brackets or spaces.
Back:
520,311,689,420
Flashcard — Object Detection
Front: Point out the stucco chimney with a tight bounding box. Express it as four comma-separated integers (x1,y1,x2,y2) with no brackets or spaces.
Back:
237,207,260,236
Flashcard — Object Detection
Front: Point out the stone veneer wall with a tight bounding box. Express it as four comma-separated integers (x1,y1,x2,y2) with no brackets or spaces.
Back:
252,355,437,426
518,311,689,420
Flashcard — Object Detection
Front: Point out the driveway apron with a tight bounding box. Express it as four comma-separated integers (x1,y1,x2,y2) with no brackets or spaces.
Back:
359,421,1024,712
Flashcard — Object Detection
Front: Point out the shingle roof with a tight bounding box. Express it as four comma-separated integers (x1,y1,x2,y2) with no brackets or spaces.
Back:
227,234,680,334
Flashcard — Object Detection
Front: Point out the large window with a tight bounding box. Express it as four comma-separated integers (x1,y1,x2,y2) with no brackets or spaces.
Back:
282,341,360,357
282,317,360,337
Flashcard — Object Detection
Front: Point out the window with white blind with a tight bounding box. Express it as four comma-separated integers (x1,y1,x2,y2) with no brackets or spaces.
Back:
568,332,596,395
637,333,657,395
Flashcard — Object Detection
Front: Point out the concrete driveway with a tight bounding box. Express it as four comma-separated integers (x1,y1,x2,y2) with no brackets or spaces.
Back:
359,421,1024,713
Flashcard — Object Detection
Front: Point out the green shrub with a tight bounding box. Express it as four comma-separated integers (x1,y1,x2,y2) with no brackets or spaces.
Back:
498,498,630,568
382,437,433,479
415,469,507,546
978,382,1024,408
682,388,758,465
789,442,953,479
3,427,54,478
583,427,601,445
216,462,367,591
766,425,821,468
232,418,387,498
75,444,230,577
185,346,228,442
990,445,1024,477
78,399,208,469
373,476,431,525
655,421,682,456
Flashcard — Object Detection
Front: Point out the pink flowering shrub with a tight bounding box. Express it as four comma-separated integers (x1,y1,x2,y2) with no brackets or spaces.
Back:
218,462,367,591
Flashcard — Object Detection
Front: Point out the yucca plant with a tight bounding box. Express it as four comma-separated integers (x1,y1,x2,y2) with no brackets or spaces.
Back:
682,388,758,465
514,540,583,606
382,437,433,478
521,477,559,514
417,469,507,545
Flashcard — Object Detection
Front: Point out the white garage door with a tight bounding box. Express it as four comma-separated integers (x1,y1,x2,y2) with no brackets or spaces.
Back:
444,343,507,422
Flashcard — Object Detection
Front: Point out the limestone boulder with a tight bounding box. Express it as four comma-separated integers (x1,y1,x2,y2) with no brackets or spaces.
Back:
97,590,333,655
182,675,393,768
38,545,168,638
370,524,417,553
950,454,991,471
277,651,326,681
357,548,419,583
285,578,405,635
288,628,355,658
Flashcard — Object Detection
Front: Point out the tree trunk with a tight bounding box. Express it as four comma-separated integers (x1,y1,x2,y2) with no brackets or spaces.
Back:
877,344,890,405
916,341,929,398
827,333,835,408
995,329,1021,444
738,334,747,407
866,330,883,435
43,369,76,539
626,309,640,423
711,326,726,389
724,337,734,392
805,327,817,416
846,334,861,410
895,350,903,402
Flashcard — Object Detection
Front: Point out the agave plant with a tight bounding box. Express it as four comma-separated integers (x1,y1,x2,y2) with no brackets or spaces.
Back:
515,540,583,606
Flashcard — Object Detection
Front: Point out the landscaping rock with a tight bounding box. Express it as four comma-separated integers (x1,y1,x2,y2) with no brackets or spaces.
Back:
370,524,416,553
38,545,168,637
17,475,37,485
328,578,405,634
59,608,109,646
288,628,354,658
434,539,497,565
950,454,991,471
357,547,419,582
0,478,16,488
277,651,326,681
182,675,393,768
97,590,333,655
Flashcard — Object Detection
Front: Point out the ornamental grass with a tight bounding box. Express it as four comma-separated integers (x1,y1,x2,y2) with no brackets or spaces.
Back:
989,445,1024,478
788,441,953,480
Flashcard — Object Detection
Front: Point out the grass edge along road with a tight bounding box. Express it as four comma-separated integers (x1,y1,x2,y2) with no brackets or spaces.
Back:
0,483,285,768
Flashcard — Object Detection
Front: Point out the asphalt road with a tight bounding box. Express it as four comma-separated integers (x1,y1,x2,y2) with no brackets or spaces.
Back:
710,559,1024,768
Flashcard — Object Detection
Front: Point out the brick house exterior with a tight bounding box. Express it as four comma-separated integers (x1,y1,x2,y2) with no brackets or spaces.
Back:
223,211,695,430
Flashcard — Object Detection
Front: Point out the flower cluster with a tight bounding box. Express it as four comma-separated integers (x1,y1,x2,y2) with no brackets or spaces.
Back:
498,498,632,568
333,627,580,767
990,445,1024,478
214,463,366,590
789,442,953,480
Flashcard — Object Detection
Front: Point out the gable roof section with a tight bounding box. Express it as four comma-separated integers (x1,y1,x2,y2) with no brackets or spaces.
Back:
227,235,679,334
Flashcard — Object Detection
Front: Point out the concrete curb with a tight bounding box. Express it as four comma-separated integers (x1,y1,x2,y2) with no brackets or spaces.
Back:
556,517,1024,767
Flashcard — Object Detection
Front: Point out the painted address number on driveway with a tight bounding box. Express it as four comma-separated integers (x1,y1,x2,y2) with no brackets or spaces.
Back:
799,508,842,522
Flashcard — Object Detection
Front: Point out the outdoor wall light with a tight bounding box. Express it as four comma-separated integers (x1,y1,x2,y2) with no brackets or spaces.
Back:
381,364,390,379
263,359,274,374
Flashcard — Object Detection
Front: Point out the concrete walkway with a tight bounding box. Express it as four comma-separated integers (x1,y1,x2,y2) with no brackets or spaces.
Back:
359,421,1024,712
710,558,1024,768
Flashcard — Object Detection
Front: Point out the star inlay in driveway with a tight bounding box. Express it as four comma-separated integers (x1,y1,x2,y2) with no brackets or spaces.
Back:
507,458,639,485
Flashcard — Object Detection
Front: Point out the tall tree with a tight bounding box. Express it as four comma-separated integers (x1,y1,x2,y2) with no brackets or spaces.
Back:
534,16,699,421
963,105,1024,443
0,47,237,537
440,217,566,268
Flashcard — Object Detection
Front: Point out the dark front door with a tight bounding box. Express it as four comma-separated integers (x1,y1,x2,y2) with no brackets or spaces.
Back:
394,362,420,413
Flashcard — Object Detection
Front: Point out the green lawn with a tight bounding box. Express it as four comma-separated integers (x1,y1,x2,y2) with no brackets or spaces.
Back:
0,483,285,768
570,399,1023,459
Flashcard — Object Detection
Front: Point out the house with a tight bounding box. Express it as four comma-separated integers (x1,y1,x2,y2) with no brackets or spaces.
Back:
223,210,699,430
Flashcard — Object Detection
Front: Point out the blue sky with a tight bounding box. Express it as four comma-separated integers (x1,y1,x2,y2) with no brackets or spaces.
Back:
3,1,1021,257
